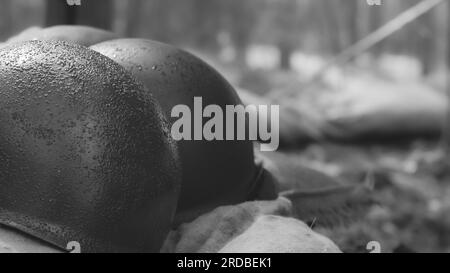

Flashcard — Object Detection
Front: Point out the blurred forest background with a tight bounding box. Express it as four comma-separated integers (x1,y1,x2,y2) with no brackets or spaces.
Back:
0,0,449,74
0,0,450,253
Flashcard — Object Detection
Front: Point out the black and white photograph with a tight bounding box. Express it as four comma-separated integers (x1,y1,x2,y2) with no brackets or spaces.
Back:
0,0,449,258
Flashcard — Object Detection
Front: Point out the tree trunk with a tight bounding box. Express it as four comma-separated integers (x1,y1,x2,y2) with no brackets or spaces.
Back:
0,0,13,40
320,0,343,53
347,0,360,45
46,0,113,30
46,0,77,26
447,0,450,68
369,3,384,56
76,0,113,30
125,0,143,37
445,0,450,150
279,41,293,70
418,10,436,75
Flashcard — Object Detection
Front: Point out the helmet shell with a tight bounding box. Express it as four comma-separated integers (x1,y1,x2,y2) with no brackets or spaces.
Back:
0,41,181,252
91,39,260,223
6,25,119,46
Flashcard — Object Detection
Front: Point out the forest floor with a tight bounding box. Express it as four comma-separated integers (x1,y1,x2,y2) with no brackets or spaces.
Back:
206,51,450,253
290,141,450,253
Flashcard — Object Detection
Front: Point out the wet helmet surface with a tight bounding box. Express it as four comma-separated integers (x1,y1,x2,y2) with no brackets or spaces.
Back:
91,39,260,223
0,40,181,252
6,25,119,47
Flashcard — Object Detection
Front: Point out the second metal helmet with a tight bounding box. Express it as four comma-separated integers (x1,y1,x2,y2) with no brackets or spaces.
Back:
91,39,264,223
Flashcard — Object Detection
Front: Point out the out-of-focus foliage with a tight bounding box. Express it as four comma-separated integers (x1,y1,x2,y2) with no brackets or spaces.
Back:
1,0,448,73
303,142,450,253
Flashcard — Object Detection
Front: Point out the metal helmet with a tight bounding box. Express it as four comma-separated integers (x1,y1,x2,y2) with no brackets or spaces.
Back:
91,39,264,224
0,40,181,252
6,25,119,46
